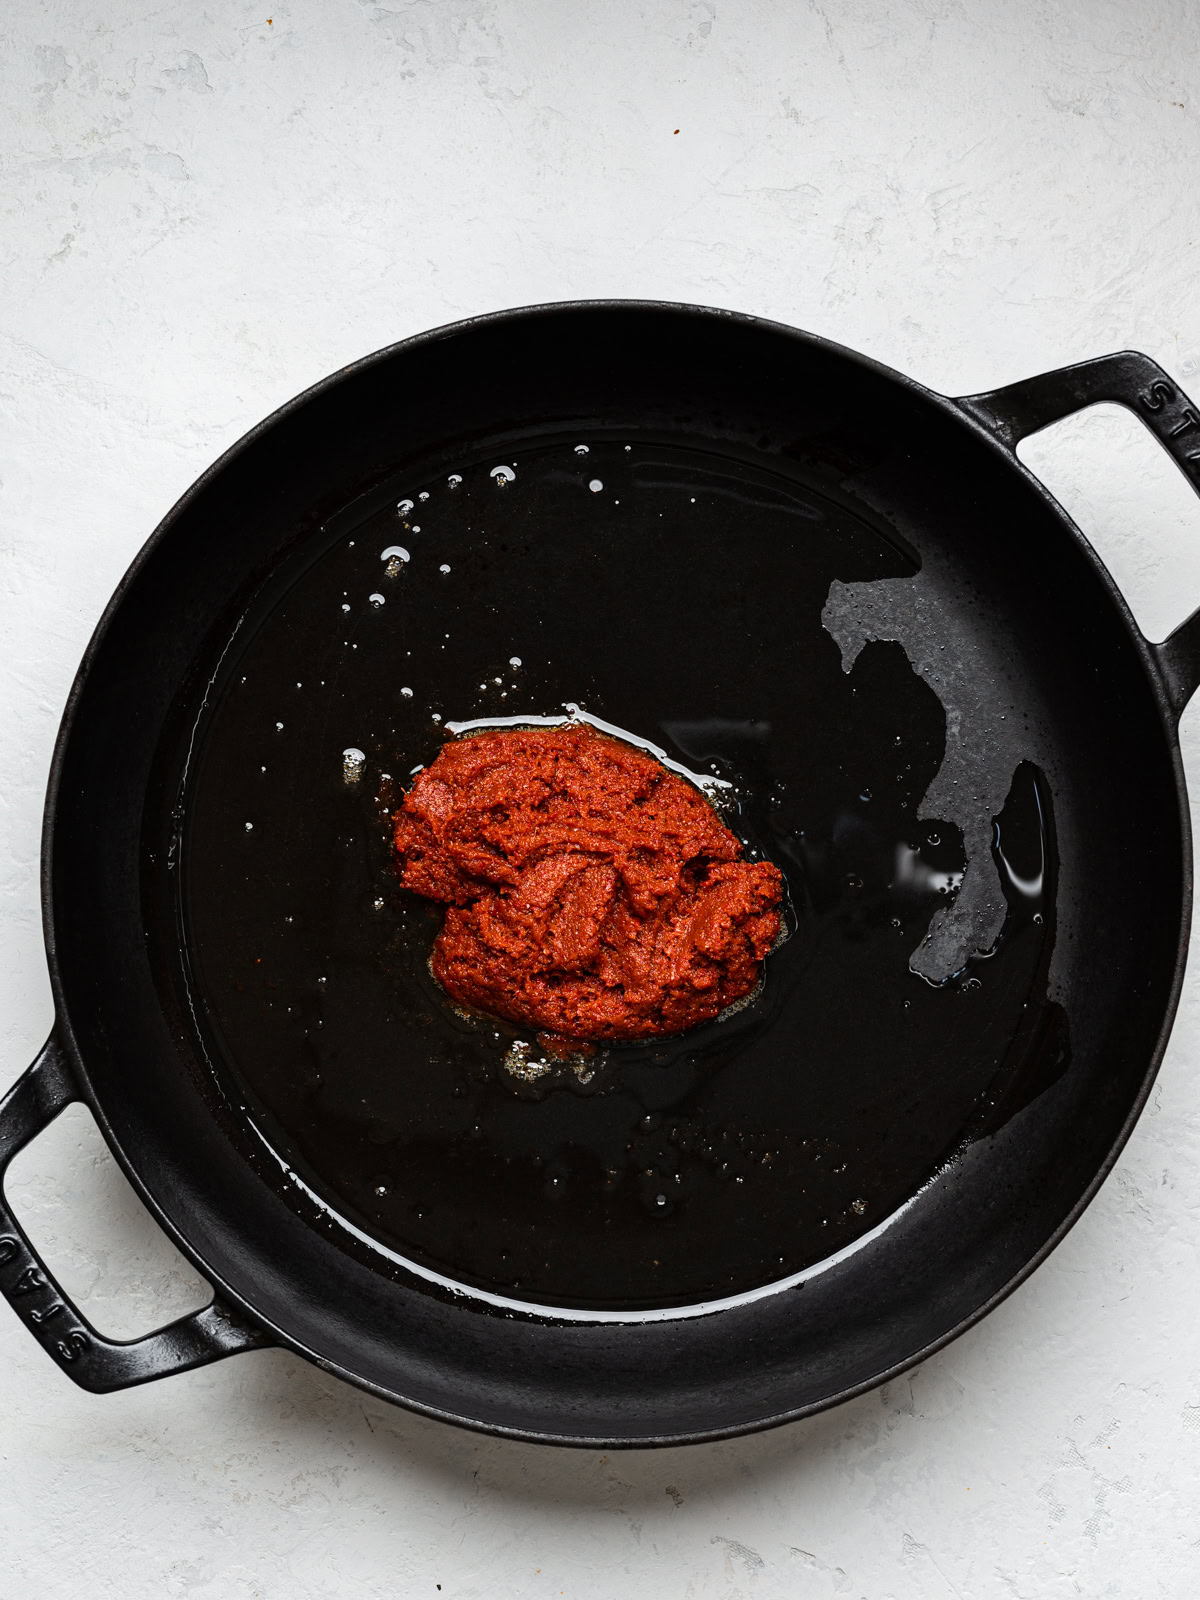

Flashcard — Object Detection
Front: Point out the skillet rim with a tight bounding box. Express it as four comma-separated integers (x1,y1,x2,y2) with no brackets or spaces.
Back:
36,299,1193,1446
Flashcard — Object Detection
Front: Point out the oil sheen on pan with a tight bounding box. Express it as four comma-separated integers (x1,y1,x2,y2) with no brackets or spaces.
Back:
173,438,1066,1314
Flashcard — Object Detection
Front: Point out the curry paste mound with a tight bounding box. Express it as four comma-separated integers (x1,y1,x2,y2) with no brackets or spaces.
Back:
393,725,783,1042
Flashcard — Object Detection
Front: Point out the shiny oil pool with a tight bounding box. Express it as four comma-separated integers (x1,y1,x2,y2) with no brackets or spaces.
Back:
168,437,1062,1312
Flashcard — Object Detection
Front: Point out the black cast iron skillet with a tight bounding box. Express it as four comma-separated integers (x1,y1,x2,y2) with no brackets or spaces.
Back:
3,303,1200,1447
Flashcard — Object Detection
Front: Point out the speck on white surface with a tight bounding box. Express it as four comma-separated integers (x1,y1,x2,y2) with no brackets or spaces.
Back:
2,2,1200,1596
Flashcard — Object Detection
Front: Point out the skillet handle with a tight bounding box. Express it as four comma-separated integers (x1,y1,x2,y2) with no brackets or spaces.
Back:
957,350,1200,718
0,1035,272,1393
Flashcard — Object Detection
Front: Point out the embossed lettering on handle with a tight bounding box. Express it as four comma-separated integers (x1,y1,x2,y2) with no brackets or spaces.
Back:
1138,381,1200,469
0,1221,91,1361
0,1035,271,1392
1141,378,1176,413
55,1330,89,1364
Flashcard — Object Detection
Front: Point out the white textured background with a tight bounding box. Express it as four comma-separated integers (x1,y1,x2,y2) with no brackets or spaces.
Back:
2,2,1200,1595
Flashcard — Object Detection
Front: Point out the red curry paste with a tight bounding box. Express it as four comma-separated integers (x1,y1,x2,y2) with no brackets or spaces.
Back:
393,725,782,1043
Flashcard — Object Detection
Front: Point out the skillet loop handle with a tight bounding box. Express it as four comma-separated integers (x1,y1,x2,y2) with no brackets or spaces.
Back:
957,350,1200,719
0,1036,272,1392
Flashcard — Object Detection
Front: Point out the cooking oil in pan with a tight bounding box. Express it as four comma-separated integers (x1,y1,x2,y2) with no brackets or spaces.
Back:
173,437,1064,1312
